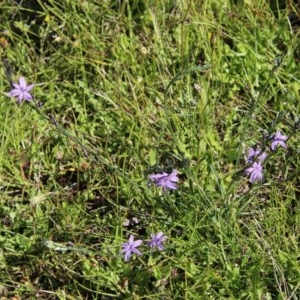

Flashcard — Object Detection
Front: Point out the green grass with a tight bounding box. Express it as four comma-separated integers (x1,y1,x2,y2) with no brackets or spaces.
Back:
0,0,300,299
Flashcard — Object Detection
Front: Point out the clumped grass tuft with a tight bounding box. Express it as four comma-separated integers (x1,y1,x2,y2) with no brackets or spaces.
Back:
0,0,300,299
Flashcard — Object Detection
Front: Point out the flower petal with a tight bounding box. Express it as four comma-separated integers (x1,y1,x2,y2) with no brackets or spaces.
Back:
164,182,177,189
157,244,164,250
124,251,131,261
23,92,33,101
132,239,143,247
128,235,134,244
26,83,35,91
19,77,27,88
149,173,168,180
9,89,20,97
131,248,142,256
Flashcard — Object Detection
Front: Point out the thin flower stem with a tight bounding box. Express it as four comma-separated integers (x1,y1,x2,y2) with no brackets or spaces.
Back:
29,102,140,189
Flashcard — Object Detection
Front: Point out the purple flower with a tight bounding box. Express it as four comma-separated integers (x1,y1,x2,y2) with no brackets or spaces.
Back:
121,235,143,261
271,131,288,151
149,169,179,191
245,162,263,183
148,232,167,250
8,76,35,103
247,147,267,163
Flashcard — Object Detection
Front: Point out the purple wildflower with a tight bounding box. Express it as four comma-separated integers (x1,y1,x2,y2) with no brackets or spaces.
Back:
271,131,288,151
245,162,263,183
8,76,35,103
121,235,143,262
148,232,167,250
247,147,267,163
149,169,179,191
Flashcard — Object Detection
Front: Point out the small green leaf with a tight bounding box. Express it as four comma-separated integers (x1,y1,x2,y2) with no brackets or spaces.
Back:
149,149,156,166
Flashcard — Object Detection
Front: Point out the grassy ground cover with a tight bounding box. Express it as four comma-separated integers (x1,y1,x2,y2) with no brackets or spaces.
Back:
0,0,300,299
